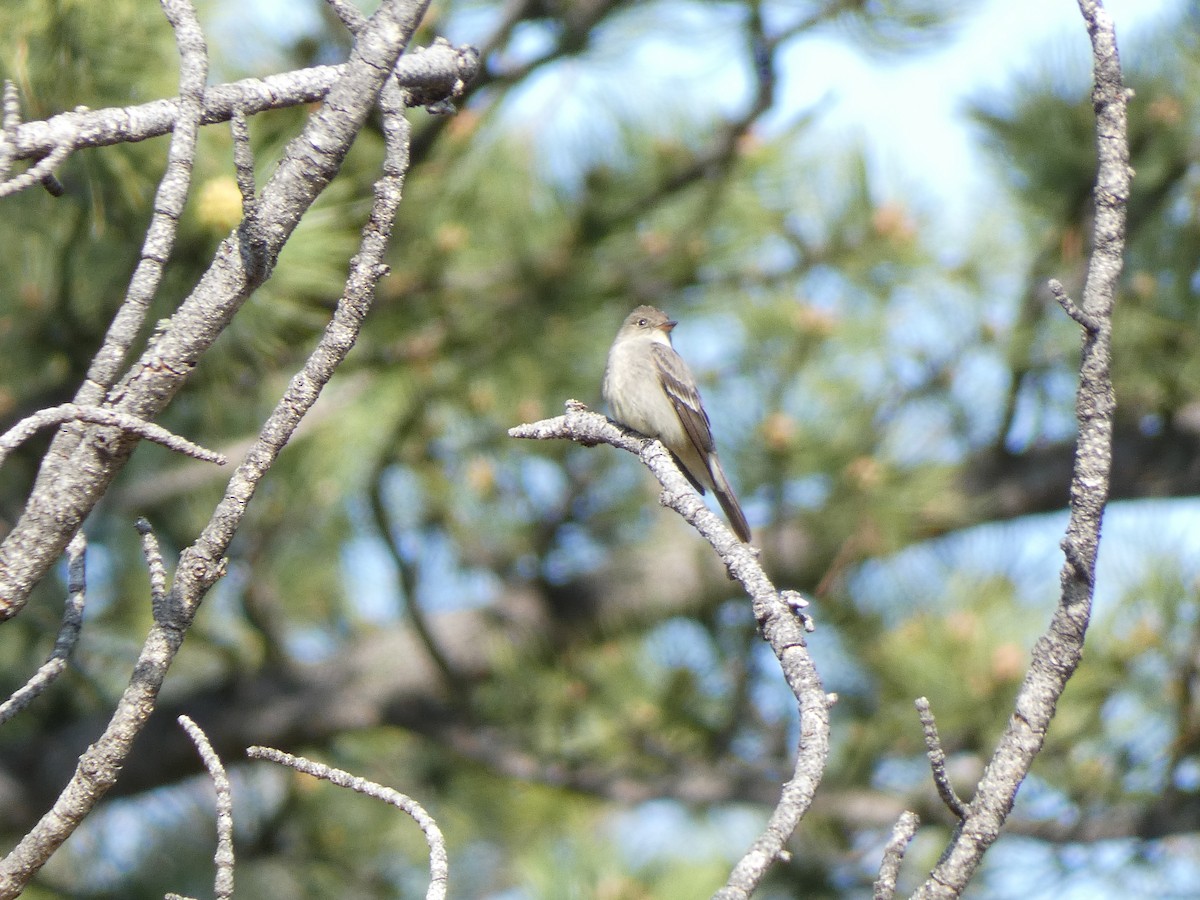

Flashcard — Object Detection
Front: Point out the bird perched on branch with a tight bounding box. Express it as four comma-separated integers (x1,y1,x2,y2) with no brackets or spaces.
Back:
603,305,752,543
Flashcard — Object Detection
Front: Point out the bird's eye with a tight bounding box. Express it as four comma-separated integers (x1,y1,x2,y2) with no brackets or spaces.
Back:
637,318,647,327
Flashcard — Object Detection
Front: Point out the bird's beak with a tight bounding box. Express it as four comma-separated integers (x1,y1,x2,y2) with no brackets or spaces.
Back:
660,320,677,332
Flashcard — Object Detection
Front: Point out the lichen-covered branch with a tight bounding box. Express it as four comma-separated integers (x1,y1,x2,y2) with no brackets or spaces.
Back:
915,696,966,819
0,534,87,726
0,42,475,166
910,2,1128,895
0,0,474,623
0,1,438,893
77,0,209,403
177,716,235,900
874,811,920,900
0,404,226,467
511,402,829,897
247,746,448,900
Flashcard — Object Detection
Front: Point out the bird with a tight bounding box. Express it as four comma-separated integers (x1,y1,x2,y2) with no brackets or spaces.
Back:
602,305,752,543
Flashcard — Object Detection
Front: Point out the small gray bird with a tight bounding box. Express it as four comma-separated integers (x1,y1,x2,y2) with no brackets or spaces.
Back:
602,305,752,543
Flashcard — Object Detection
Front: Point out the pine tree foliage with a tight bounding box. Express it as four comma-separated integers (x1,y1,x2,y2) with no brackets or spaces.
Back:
0,0,1196,897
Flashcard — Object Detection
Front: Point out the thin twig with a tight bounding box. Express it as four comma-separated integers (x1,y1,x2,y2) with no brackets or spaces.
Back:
510,403,829,898
915,697,966,819
0,534,87,726
135,518,168,618
247,747,447,900
873,811,920,900
0,403,227,467
177,716,235,900
3,43,477,167
1048,279,1098,332
0,80,20,182
0,141,71,198
76,0,209,403
230,106,267,279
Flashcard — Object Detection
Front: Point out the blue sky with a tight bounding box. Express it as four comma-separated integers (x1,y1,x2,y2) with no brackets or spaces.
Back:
787,0,1184,228
222,0,1184,230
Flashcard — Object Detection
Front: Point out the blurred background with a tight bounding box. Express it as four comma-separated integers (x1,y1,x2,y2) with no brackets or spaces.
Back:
1,0,1198,896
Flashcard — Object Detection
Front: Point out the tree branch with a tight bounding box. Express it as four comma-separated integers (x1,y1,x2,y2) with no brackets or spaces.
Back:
874,810,920,900
915,697,966,819
0,0,468,622
0,2,430,893
0,404,227,467
0,43,476,166
76,0,210,404
912,2,1128,895
0,534,87,726
177,716,234,900
510,402,830,897
246,747,448,900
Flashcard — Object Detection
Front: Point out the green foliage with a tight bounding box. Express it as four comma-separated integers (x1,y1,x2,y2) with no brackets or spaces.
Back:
3,0,1200,896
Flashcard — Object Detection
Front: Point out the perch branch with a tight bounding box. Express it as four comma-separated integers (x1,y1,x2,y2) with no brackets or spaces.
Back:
510,402,829,898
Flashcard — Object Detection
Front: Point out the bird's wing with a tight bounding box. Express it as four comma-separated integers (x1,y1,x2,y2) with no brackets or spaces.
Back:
651,342,715,457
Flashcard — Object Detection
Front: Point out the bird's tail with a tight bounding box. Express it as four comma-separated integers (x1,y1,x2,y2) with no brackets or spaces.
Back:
707,454,751,543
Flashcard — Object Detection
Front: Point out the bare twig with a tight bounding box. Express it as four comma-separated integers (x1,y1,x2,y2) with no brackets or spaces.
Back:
229,107,265,273
912,2,1128,895
915,697,966,819
0,140,71,198
2,43,475,171
1049,279,1098,332
177,716,234,900
0,81,21,182
74,0,210,405
873,811,920,900
247,746,448,900
0,534,87,726
135,518,168,617
0,404,227,468
510,403,829,898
